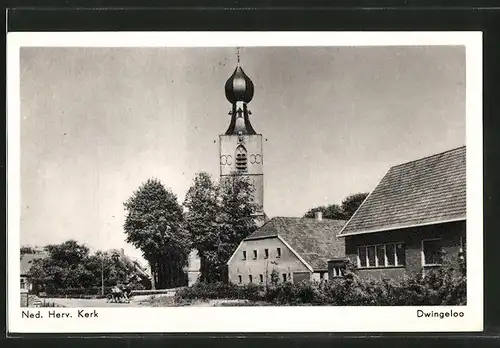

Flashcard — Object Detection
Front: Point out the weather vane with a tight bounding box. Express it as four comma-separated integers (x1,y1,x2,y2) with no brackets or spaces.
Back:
236,47,240,65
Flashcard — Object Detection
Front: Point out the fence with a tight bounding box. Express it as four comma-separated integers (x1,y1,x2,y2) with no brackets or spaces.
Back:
131,287,185,296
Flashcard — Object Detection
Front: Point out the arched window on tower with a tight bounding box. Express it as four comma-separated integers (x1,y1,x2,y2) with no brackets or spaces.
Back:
235,145,248,172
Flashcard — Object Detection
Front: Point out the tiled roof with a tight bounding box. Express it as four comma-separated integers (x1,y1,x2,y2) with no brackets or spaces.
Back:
107,248,150,279
20,253,46,275
339,146,466,236
245,217,347,270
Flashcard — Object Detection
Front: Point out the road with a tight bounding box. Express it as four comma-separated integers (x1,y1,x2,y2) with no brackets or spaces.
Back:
43,295,169,308
42,296,248,308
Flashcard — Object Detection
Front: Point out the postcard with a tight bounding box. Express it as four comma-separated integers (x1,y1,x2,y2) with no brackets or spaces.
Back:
7,31,483,333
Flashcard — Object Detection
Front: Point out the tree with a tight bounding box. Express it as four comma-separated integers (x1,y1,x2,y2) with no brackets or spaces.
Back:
183,172,219,283
123,178,191,289
26,240,149,295
215,175,259,281
304,204,345,220
20,245,36,256
341,192,369,219
27,240,92,293
184,173,259,283
303,192,369,220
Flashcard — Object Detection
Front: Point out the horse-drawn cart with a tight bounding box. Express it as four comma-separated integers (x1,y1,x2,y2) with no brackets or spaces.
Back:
106,289,133,303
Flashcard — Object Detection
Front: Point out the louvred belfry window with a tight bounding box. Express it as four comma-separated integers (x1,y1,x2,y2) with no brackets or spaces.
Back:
235,145,248,172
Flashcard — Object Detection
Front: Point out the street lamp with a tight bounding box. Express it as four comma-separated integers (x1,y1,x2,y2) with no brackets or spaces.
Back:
101,253,105,296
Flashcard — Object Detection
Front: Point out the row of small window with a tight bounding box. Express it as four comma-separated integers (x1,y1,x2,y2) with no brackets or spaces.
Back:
242,247,281,260
238,273,289,284
358,242,406,268
357,239,445,268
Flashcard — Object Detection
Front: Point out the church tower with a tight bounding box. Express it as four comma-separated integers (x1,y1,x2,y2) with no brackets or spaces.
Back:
219,50,265,225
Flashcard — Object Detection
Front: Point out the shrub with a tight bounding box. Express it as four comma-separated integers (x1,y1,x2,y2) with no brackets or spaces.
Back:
175,281,239,301
238,283,265,301
175,266,466,306
265,266,465,306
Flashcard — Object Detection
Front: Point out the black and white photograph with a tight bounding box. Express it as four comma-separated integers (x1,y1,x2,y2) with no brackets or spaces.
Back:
7,32,483,333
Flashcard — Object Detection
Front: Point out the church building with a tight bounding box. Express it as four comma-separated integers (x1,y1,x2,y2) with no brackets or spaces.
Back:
185,51,267,286
219,53,266,224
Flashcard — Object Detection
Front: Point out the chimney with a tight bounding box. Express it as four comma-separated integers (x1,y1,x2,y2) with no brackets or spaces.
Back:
315,211,323,221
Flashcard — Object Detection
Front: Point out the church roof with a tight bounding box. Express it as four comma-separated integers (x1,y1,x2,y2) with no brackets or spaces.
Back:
106,248,149,278
225,66,254,104
245,217,347,270
223,64,258,135
338,146,466,237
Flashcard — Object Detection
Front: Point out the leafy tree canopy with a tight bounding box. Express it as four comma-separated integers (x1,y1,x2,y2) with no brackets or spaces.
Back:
303,192,369,220
26,240,145,294
217,175,259,261
20,246,37,255
341,192,369,219
183,173,258,282
184,172,219,254
123,178,191,288
304,204,345,220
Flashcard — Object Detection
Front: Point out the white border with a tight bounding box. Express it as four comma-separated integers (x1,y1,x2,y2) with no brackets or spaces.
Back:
7,31,483,333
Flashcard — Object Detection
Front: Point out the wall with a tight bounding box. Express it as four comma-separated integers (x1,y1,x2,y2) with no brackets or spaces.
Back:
220,134,264,210
228,236,310,285
311,272,328,282
344,221,465,280
184,249,201,287
20,289,28,307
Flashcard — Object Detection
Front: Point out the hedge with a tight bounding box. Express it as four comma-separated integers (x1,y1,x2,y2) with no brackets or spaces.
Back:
174,282,263,302
131,288,184,296
176,266,466,306
38,286,114,299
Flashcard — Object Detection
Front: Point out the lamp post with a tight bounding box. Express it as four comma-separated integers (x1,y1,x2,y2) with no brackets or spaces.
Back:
101,253,105,296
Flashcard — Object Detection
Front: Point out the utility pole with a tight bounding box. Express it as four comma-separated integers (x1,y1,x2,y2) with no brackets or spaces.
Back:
265,259,268,291
101,253,105,296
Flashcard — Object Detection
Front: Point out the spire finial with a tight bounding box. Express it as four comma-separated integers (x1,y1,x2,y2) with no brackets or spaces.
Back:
236,47,240,66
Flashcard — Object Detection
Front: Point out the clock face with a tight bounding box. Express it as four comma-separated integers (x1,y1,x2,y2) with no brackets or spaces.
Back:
220,155,232,165
250,154,262,164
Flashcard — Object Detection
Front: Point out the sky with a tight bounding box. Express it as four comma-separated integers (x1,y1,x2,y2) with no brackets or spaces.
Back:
19,46,466,265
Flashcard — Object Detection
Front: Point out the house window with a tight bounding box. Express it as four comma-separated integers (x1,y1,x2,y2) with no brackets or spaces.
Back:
396,243,406,266
386,244,396,266
242,251,247,260
366,245,376,267
249,275,253,283
253,250,258,259
331,267,345,278
264,249,269,259
358,246,367,267
259,274,264,283
20,278,26,289
422,239,443,266
282,273,287,282
276,248,281,258
358,243,406,268
238,275,242,284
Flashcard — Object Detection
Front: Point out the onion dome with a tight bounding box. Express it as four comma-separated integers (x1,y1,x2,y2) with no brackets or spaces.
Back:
224,66,254,104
